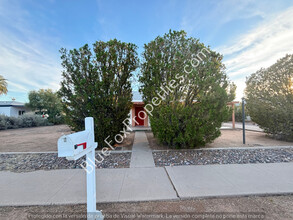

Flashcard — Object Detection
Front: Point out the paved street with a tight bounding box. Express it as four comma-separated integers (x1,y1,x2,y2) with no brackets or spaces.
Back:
130,131,155,168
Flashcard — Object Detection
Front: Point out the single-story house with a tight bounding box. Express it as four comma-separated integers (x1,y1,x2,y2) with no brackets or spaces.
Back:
130,91,239,128
0,101,26,117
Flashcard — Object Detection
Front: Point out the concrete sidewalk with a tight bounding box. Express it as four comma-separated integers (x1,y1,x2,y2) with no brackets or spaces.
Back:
166,162,293,198
0,167,177,206
1,162,293,206
130,132,155,168
222,122,263,132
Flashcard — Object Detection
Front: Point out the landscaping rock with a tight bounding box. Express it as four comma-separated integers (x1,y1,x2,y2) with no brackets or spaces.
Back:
0,152,131,173
153,147,293,167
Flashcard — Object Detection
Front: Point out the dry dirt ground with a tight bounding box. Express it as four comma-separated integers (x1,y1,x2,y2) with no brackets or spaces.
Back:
205,130,293,148
0,125,134,152
0,125,72,152
116,132,134,151
0,195,293,220
146,130,293,150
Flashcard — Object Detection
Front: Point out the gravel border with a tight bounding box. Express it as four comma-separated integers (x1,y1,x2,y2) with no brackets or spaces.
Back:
153,147,293,167
0,152,131,173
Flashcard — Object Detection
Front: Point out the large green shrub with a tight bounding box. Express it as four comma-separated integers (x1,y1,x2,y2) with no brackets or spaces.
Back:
139,30,236,148
59,39,138,148
246,54,293,141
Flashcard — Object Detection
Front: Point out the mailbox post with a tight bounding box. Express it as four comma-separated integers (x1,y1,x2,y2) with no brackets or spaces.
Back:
58,117,104,220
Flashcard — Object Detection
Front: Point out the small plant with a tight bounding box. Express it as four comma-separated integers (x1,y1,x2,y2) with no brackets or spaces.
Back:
5,116,21,129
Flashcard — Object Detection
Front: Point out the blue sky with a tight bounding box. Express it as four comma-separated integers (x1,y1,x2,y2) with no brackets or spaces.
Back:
1,0,293,102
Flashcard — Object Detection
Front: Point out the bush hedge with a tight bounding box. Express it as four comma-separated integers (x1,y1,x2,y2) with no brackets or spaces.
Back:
0,113,51,130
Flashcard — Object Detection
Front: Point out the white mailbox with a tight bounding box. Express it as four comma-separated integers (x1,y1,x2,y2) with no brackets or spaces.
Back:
57,117,103,220
58,130,97,160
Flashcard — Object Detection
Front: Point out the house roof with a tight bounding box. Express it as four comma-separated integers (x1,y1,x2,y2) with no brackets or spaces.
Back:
0,101,25,107
132,91,143,102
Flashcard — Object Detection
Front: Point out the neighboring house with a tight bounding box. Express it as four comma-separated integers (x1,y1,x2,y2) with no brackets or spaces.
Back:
0,101,27,117
130,91,149,127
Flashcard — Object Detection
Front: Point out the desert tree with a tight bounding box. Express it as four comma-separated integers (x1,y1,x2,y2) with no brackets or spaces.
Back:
59,40,139,148
0,75,8,95
139,30,236,148
246,54,293,141
26,89,63,124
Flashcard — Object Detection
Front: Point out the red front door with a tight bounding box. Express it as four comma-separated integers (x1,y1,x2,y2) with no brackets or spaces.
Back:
135,106,145,126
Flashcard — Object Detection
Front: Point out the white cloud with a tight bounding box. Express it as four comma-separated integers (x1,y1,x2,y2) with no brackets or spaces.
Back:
179,1,293,101
216,6,293,101
0,0,62,102
180,0,266,39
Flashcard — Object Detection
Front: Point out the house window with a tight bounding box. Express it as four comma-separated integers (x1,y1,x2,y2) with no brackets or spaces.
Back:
18,110,25,116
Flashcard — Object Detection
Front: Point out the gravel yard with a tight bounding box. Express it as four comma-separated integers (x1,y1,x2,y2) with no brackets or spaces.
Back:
1,195,293,220
0,152,131,172
153,147,293,167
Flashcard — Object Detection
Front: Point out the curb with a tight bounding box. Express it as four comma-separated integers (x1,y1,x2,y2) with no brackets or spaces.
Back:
152,145,293,152
0,150,133,155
